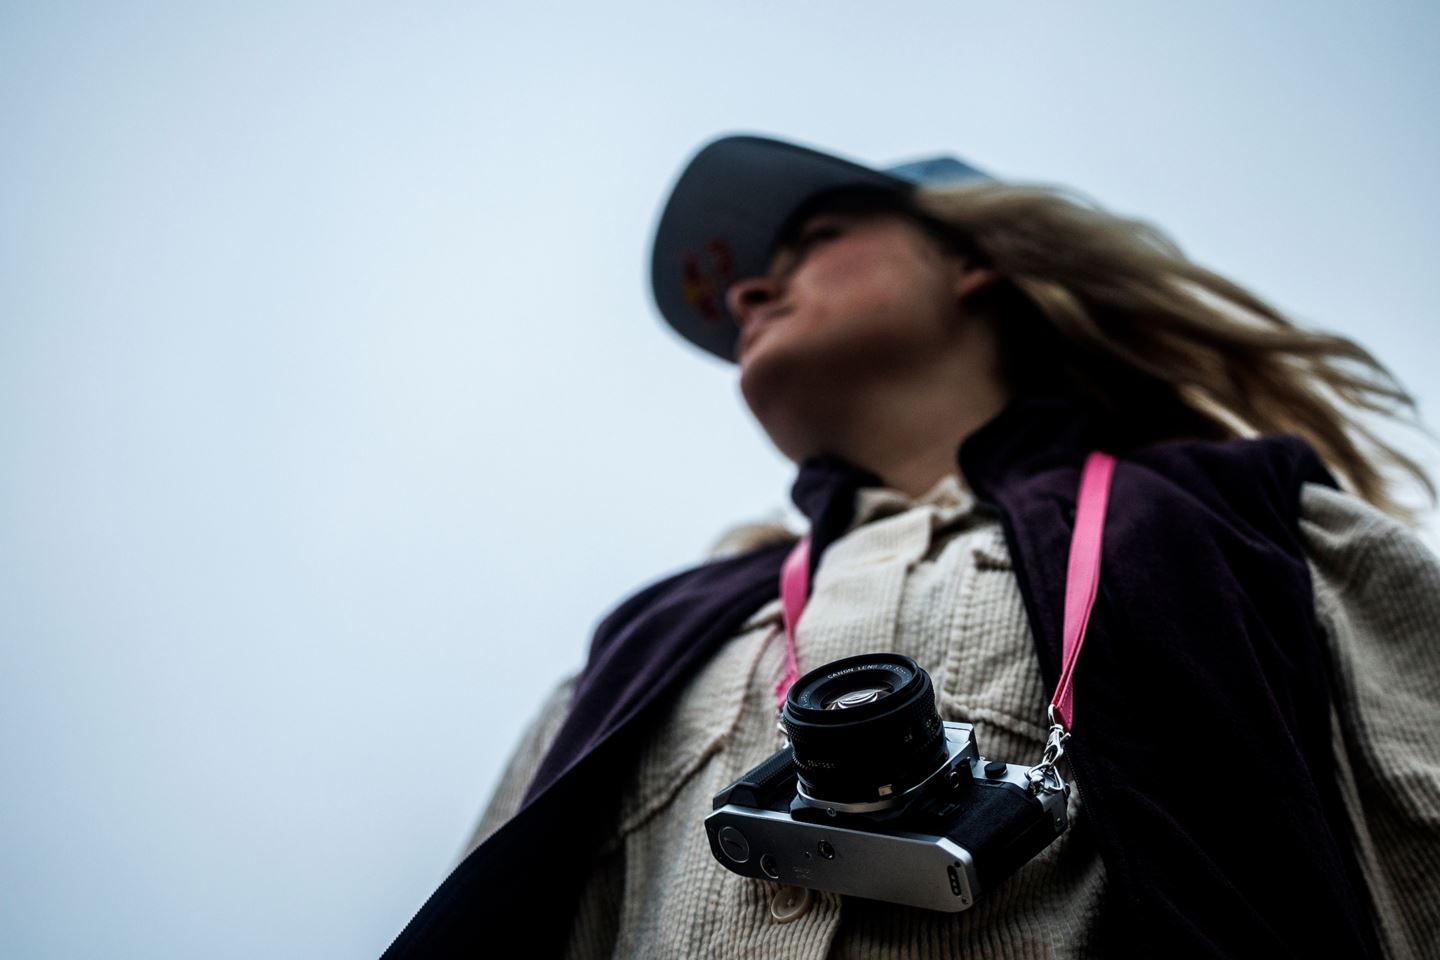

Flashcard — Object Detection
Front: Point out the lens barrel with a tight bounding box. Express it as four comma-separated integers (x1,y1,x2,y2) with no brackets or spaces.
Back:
781,653,948,804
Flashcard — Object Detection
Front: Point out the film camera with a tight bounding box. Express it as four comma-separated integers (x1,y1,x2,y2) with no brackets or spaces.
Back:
704,653,1070,912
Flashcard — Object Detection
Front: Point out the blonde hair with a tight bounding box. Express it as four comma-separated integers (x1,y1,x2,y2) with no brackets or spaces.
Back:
899,180,1439,527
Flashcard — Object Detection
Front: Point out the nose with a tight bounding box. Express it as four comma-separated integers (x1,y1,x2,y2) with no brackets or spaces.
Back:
725,273,783,331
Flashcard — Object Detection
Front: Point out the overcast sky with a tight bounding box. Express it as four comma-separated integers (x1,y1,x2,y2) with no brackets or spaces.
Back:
2,2,1437,957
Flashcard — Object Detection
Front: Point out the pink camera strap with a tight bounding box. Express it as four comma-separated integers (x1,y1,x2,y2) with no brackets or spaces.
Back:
776,451,1116,734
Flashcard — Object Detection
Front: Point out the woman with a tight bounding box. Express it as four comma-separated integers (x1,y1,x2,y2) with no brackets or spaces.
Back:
383,134,1440,959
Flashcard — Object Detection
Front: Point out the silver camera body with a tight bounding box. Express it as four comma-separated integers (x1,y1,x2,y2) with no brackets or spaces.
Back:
703,655,1070,913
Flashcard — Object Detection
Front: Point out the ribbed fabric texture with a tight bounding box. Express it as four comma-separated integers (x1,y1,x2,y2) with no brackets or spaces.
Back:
463,476,1439,959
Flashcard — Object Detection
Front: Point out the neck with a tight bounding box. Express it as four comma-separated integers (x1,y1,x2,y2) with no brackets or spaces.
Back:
795,374,1012,501
748,307,1016,501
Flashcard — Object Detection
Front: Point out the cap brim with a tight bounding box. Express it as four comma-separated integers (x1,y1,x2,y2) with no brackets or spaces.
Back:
648,134,913,365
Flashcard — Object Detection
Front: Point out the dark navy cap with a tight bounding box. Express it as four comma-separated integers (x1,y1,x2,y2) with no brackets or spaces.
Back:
648,133,994,364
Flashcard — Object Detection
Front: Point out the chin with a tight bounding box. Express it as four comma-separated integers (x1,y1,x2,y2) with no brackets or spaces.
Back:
738,332,798,387
738,344,794,426
740,344,844,450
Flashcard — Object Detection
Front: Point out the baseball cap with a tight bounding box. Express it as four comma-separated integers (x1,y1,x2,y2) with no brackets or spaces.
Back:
648,133,995,364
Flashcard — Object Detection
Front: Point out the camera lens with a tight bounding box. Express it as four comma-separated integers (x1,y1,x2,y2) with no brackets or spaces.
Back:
781,653,947,804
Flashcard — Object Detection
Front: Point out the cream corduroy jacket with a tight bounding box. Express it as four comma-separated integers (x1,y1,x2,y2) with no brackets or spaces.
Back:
464,474,1440,959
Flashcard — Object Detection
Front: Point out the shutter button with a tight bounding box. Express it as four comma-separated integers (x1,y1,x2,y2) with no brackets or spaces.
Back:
770,884,813,923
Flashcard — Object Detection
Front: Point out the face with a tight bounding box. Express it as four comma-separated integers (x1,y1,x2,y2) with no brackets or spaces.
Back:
727,201,999,459
731,206,958,361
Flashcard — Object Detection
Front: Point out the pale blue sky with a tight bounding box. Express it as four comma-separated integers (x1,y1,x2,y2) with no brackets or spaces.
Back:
2,2,1437,957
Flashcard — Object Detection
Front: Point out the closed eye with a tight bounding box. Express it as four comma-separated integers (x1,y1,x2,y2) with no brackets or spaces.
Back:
796,224,843,251
767,218,849,280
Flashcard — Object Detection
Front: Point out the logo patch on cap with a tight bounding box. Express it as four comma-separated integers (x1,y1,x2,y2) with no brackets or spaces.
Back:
680,237,739,326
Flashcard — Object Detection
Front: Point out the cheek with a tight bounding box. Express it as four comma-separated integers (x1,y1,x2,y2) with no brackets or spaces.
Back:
802,263,949,350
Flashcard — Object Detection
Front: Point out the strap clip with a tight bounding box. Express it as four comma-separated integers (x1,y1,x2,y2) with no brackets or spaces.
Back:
1024,705,1071,796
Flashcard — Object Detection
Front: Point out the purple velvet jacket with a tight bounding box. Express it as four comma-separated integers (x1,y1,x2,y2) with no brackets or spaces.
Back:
382,392,1383,959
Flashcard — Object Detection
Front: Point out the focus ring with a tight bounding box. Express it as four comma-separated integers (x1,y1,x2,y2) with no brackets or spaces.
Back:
781,653,948,804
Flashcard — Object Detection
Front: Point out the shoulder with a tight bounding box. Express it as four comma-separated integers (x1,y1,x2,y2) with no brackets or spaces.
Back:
461,669,582,860
1298,481,1440,583
1123,432,1338,507
1098,435,1340,552
703,510,800,562
1299,483,1392,552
